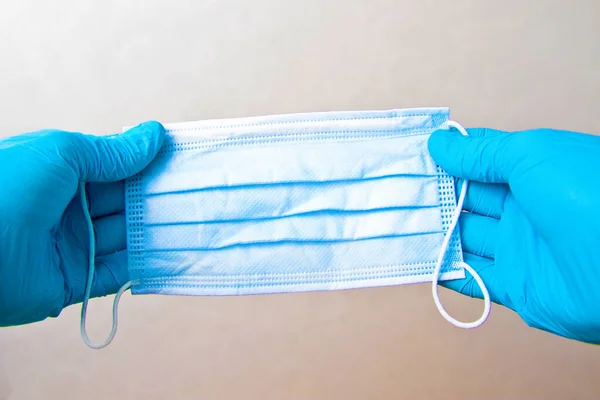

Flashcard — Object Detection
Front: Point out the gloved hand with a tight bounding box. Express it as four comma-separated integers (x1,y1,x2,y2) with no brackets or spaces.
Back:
0,122,165,326
429,127,600,344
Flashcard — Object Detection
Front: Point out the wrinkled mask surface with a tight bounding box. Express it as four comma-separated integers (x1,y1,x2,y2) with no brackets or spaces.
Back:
79,107,490,349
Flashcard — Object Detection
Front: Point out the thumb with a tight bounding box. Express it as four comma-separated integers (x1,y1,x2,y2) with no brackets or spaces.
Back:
428,127,521,183
65,121,166,183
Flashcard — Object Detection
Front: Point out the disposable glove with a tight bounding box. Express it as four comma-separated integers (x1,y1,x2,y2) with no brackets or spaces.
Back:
429,127,600,344
0,122,165,326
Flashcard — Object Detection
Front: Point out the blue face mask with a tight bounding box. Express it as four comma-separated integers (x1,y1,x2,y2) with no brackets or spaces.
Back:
79,108,490,349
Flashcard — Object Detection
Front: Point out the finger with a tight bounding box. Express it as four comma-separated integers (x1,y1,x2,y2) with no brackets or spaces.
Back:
440,253,506,306
88,181,125,218
93,213,126,256
450,127,506,195
428,127,524,183
92,251,129,297
64,251,129,305
459,212,498,259
58,121,165,183
464,181,509,219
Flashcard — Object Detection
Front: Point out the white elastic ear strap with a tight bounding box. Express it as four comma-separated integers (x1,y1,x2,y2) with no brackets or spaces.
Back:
431,121,491,329
79,182,131,349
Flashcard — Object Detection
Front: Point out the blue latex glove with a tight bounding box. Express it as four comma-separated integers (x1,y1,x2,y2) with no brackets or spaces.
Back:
429,127,600,344
0,122,165,326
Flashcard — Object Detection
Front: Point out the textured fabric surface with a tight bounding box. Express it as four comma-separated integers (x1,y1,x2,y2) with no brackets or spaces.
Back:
126,109,465,295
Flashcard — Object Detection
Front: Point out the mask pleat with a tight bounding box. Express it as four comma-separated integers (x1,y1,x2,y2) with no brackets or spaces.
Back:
143,206,443,250
130,233,458,295
143,175,439,224
142,134,436,195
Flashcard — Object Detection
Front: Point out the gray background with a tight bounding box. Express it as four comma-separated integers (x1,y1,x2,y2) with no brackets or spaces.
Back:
1,0,599,399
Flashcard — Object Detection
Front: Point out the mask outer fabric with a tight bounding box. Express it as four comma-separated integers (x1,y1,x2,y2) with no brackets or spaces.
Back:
125,108,466,296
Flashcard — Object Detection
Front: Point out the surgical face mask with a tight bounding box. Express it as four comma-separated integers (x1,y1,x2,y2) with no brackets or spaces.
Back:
79,107,490,349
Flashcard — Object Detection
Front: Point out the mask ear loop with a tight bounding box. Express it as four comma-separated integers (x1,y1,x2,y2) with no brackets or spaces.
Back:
79,182,132,349
431,121,491,329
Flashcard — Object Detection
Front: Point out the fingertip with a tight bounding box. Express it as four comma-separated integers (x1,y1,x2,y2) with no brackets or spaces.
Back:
427,129,446,160
129,120,166,152
429,126,517,183
428,128,465,172
118,121,166,165
427,128,448,153
137,120,166,136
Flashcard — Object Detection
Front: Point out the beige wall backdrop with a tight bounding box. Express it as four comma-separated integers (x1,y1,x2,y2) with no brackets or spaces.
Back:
1,0,600,399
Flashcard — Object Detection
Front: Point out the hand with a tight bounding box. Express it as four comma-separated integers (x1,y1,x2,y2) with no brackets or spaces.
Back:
0,122,165,326
428,127,600,344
